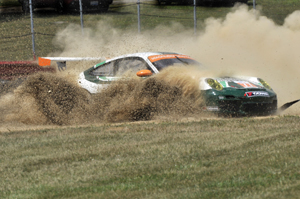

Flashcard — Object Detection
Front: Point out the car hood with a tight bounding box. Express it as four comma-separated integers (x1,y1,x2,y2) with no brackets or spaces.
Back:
200,76,271,91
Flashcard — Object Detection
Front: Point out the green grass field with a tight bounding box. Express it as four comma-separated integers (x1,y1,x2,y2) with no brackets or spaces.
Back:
1,116,300,198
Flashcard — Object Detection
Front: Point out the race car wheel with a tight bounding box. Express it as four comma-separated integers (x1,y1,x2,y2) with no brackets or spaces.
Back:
22,0,30,14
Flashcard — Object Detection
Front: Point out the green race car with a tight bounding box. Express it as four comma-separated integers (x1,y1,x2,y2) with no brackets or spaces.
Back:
200,76,277,116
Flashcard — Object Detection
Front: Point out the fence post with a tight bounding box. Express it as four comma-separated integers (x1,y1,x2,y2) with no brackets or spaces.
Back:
137,0,141,33
29,0,36,60
79,0,84,35
193,0,197,35
253,0,256,9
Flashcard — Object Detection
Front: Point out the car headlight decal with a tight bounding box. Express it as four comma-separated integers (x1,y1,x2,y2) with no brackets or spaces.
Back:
258,78,272,90
206,78,223,91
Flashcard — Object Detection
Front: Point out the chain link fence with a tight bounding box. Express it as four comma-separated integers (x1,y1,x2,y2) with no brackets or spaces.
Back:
2,0,293,62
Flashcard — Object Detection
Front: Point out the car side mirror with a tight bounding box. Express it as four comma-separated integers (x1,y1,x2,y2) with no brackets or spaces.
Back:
136,69,153,77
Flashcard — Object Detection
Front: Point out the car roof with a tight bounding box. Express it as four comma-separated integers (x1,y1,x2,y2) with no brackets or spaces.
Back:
105,52,181,62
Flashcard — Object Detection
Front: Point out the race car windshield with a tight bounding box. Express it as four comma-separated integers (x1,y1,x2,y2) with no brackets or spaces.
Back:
148,54,201,71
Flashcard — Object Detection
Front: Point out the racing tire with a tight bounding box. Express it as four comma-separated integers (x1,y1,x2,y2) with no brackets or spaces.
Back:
22,0,30,14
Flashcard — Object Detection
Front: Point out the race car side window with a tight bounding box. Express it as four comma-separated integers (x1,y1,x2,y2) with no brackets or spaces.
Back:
114,57,151,76
90,62,114,76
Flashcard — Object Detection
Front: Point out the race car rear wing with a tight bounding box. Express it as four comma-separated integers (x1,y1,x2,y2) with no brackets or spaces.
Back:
38,57,106,71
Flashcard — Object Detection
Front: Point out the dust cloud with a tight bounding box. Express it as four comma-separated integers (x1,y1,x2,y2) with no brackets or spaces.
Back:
193,6,300,115
1,4,300,129
0,68,205,126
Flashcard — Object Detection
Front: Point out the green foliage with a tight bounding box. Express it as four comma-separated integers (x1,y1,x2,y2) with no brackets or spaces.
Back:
1,116,300,198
